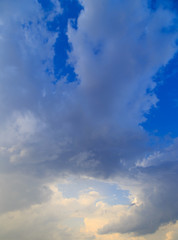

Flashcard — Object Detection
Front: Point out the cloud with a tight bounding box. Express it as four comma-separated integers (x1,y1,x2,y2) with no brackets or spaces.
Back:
0,180,165,240
99,139,178,235
68,0,177,126
0,0,178,238
1,0,177,178
66,0,178,235
1,179,174,240
0,183,96,240
0,173,51,214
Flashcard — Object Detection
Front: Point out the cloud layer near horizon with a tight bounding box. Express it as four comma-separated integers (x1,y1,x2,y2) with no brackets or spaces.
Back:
0,0,178,239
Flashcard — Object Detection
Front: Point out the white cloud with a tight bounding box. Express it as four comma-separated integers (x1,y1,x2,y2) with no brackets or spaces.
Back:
0,183,98,240
1,180,177,240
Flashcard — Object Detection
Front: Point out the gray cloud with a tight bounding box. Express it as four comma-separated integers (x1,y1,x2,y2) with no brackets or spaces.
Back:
99,139,178,235
0,0,178,237
67,0,178,235
0,0,177,177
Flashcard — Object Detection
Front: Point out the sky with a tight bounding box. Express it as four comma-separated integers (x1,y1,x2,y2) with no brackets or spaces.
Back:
0,0,178,239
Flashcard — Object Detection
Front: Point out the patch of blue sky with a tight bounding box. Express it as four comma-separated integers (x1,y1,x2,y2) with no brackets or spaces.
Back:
148,0,178,12
57,177,130,206
142,52,178,138
39,0,82,84
38,0,54,12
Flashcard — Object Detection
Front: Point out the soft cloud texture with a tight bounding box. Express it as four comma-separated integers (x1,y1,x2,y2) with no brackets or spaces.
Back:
99,139,178,235
0,0,178,239
68,0,176,125
1,182,178,240
67,1,178,234
1,0,177,178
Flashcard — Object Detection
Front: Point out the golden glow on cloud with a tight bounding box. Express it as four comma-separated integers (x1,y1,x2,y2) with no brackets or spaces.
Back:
0,182,178,240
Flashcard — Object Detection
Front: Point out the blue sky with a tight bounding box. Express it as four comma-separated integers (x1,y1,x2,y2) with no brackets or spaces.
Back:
143,52,178,138
0,0,178,240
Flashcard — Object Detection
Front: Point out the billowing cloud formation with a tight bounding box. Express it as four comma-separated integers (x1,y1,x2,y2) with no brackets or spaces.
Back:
0,0,177,175
0,0,178,238
0,0,61,213
99,150,178,235
68,0,176,124
67,1,178,234
1,182,178,240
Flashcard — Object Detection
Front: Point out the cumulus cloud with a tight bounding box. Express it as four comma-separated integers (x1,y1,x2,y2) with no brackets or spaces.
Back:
99,139,178,235
0,0,62,214
68,0,176,125
0,0,178,238
66,0,178,235
0,184,96,240
2,181,175,240
1,0,177,177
